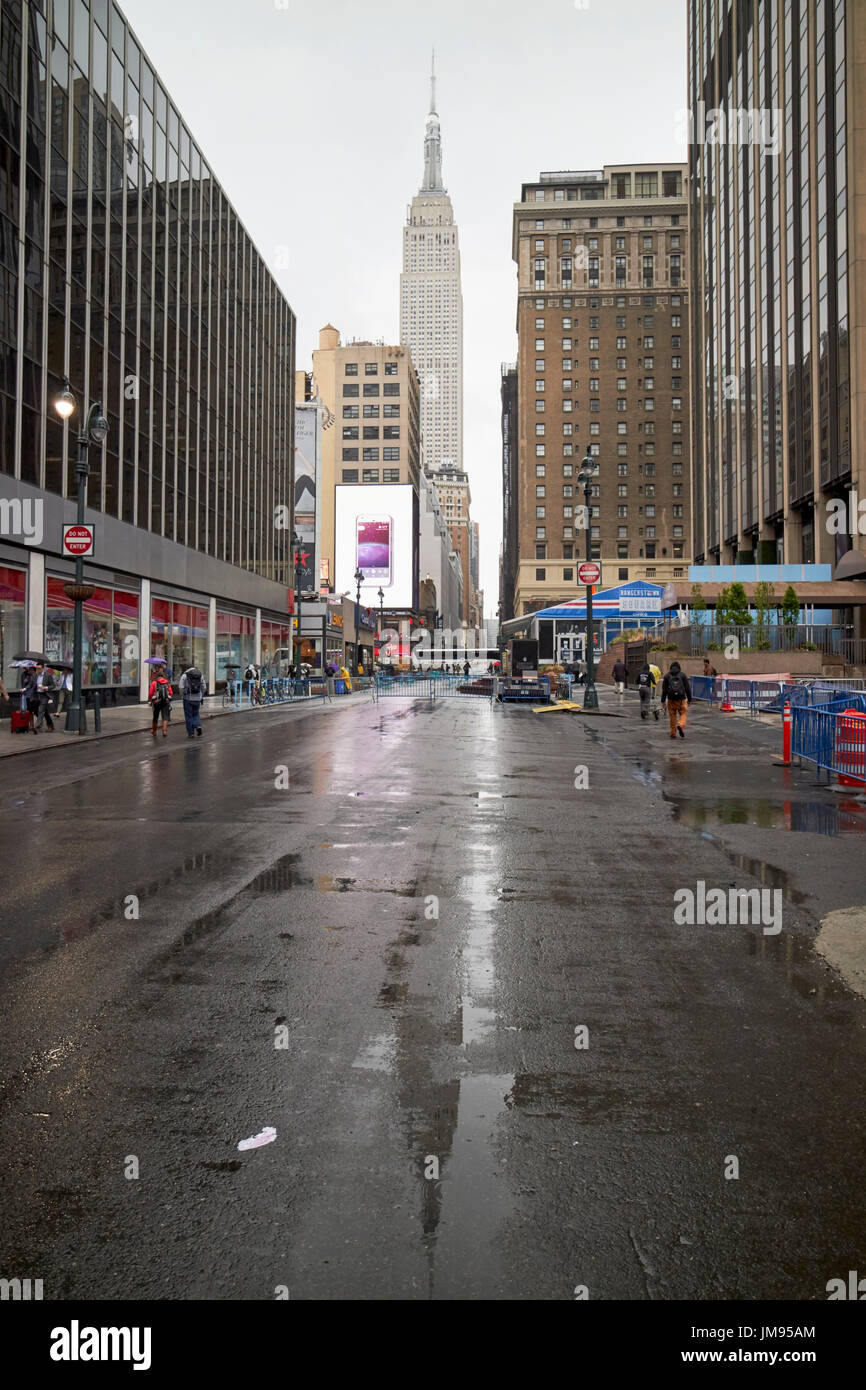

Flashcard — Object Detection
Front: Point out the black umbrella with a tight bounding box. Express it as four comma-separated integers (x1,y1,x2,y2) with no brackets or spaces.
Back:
13,650,48,663
47,660,74,671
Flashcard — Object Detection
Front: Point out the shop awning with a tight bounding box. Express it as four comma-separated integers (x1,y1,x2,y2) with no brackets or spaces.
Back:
532,581,665,621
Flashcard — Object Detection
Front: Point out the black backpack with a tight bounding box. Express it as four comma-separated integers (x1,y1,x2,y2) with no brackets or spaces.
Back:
667,671,685,700
186,670,202,695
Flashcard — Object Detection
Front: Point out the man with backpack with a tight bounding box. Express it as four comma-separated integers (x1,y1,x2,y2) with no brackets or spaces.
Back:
637,663,659,721
660,661,692,739
179,665,207,737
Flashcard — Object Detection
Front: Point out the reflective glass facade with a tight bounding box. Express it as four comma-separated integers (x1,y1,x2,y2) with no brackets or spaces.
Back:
0,0,294,581
689,0,854,567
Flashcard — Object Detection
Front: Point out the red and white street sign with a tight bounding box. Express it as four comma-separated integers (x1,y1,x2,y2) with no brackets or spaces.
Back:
62,523,95,557
577,561,601,586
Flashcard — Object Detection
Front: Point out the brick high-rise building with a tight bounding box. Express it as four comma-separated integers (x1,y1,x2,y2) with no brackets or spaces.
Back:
311,326,420,594
508,166,690,618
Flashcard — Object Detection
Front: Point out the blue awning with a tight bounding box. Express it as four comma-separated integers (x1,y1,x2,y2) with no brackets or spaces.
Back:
532,580,664,620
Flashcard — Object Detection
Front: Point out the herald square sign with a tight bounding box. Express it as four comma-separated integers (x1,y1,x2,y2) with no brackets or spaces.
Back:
62,523,95,557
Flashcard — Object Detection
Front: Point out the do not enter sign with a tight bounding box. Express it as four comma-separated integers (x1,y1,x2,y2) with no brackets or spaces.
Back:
577,561,601,586
63,524,95,557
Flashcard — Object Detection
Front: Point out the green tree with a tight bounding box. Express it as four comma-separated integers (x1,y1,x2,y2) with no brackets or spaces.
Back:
690,583,707,611
780,584,800,627
715,585,731,628
754,580,776,647
727,581,752,626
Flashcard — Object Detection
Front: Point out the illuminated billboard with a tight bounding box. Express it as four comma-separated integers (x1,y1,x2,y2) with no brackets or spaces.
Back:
334,484,416,610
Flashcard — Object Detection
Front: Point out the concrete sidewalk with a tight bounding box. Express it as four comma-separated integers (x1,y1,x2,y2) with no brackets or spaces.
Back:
0,686,374,757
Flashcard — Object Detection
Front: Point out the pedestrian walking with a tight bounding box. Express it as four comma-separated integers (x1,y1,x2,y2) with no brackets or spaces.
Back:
660,661,692,739
148,668,172,738
21,665,38,731
637,663,659,721
56,669,73,713
703,657,718,678
33,662,56,732
649,659,662,709
179,665,207,738
463,660,471,678
612,657,627,693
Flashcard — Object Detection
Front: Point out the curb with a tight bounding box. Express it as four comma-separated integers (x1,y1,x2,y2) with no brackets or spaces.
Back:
0,692,373,760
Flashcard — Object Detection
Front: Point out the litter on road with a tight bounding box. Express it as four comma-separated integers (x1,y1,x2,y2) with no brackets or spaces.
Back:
237,1126,277,1152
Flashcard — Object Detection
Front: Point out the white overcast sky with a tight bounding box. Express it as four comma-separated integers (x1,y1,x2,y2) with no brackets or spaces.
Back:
121,0,689,614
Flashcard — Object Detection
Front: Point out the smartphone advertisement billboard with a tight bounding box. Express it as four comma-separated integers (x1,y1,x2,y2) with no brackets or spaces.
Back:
334,484,416,610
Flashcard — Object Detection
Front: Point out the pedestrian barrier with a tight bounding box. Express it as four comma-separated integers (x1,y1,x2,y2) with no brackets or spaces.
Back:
689,675,866,718
791,694,866,782
498,676,551,704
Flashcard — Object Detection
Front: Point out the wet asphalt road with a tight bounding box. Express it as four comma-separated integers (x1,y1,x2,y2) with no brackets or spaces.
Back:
0,690,865,1301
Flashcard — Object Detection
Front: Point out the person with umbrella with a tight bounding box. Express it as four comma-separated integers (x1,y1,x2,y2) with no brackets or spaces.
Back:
32,661,57,733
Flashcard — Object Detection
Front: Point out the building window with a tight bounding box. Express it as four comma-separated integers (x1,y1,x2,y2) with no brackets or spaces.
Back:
342,469,359,482
383,404,400,417
536,399,545,412
364,362,378,375
343,405,359,419
363,383,379,397
345,363,358,376
535,339,545,351
362,468,380,482
536,544,546,559
343,383,359,397
363,405,380,418
536,379,545,392
617,399,627,412
536,464,546,476
535,239,545,251
383,448,400,462
383,468,399,482
383,426,399,440
536,528,546,539
363,448,379,462
536,444,546,456
563,568,574,582
383,383,400,396
536,424,545,436
672,397,682,411
563,422,572,435
384,362,398,375
536,484,546,497
363,426,379,440
536,317,545,328
343,427,359,440
342,449,359,461
590,422,600,435
617,336,626,350
536,569,546,581
563,463,573,476
536,506,546,519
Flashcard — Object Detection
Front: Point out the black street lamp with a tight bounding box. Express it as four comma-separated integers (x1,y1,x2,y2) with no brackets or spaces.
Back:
577,448,600,711
377,586,385,664
353,567,364,671
292,530,304,671
53,380,109,734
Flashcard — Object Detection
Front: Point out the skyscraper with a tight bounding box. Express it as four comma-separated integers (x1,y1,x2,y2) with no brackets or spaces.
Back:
400,58,464,480
688,0,865,571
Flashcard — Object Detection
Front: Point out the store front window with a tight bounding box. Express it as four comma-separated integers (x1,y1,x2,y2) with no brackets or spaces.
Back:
0,566,27,695
261,619,292,675
215,609,255,681
46,578,140,692
151,599,208,678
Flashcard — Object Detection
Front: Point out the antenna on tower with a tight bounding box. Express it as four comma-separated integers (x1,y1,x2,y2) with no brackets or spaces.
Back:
430,48,436,114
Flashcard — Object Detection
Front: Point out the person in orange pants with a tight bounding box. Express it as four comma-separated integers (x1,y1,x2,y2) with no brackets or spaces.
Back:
659,661,692,739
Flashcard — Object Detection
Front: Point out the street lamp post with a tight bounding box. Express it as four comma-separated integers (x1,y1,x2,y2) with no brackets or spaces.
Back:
292,530,303,674
578,449,600,711
353,567,364,672
377,586,385,666
53,381,109,734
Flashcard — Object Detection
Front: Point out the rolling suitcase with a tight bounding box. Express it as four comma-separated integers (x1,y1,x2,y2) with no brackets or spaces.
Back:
10,710,30,733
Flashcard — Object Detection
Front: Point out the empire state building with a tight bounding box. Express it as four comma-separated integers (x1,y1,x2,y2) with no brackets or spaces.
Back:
399,60,464,476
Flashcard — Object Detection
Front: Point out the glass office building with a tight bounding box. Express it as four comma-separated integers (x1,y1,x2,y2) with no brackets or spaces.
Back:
0,0,295,697
688,0,864,571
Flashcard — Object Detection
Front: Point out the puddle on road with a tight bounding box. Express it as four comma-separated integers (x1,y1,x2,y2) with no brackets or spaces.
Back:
672,798,866,838
352,1034,396,1073
61,851,214,944
425,1072,515,1297
745,929,848,1004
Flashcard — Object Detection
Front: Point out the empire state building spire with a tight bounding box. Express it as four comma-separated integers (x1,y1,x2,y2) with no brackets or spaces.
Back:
422,51,444,192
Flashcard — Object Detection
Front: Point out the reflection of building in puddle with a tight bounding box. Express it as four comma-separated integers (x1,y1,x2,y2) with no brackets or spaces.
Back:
672,797,866,838
746,930,849,1003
